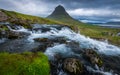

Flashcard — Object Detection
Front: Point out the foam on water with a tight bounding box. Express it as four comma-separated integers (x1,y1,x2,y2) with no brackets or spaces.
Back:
27,26,120,55
0,38,6,44
8,25,120,55
44,44,75,60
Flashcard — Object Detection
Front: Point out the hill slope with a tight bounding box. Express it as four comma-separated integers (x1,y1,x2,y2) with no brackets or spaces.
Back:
47,5,80,25
0,9,63,28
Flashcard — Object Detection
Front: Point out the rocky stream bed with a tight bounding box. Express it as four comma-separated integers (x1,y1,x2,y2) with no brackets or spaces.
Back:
0,23,120,75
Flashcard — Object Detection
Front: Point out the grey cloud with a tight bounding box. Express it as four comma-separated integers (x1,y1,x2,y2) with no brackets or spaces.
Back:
0,0,120,19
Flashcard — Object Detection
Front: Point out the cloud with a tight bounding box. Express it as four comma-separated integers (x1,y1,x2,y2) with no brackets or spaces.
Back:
0,0,120,20
68,8,120,17
7,0,51,16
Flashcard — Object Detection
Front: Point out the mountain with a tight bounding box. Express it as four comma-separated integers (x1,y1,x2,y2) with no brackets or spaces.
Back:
47,5,80,25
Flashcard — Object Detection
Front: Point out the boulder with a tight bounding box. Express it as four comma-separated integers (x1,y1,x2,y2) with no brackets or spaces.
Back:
34,37,67,44
83,49,103,67
0,25,9,38
63,58,84,75
7,31,30,39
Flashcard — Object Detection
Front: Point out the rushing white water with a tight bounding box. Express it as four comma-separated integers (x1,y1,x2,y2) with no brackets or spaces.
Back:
86,66,114,75
0,38,6,44
44,44,75,60
27,26,120,55
6,24,120,75
7,25,120,55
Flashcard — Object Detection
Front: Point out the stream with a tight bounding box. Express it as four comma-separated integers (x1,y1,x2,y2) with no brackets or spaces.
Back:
0,23,120,75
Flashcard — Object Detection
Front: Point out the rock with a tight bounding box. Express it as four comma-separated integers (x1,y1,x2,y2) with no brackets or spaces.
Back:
7,31,30,39
83,49,103,67
0,25,9,38
0,10,8,22
66,41,82,53
34,37,67,44
10,18,32,29
33,27,51,33
34,38,49,42
63,58,83,75
31,43,49,52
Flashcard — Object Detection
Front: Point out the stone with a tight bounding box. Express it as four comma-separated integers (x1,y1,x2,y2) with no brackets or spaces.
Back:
83,49,103,67
7,31,30,39
63,58,83,74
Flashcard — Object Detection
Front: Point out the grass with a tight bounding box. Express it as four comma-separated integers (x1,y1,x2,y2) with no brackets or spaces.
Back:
47,15,120,46
0,52,50,75
1,9,120,45
0,9,64,27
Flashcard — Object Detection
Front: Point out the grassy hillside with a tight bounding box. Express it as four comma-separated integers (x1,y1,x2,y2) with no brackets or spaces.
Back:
0,52,50,75
0,9,120,45
47,16,120,46
0,9,64,28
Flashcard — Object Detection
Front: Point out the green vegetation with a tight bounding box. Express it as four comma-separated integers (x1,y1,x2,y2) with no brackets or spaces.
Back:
0,52,50,75
47,15,120,46
0,8,120,45
0,9,64,28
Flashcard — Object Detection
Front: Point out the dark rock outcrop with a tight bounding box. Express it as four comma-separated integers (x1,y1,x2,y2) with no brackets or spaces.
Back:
83,49,103,67
7,31,30,39
63,58,84,75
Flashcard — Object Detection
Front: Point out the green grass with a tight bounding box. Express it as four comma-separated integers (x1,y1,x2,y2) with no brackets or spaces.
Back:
1,9,120,45
47,16,120,46
0,9,64,26
0,52,50,75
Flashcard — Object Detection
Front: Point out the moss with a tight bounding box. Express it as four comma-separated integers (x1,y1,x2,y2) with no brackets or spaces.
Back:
0,25,9,31
84,49,103,67
0,52,50,75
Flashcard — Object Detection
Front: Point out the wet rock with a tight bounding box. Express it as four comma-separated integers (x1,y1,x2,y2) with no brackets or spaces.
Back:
66,41,82,53
9,18,32,29
34,38,49,42
34,37,67,44
33,27,51,33
0,25,9,38
7,31,30,39
63,58,84,75
83,49,103,67
101,55,120,75
31,43,49,52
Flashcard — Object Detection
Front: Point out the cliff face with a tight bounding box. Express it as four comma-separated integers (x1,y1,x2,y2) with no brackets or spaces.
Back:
0,10,8,22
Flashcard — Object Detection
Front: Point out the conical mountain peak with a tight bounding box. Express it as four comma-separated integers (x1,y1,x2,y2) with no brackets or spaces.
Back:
48,5,69,16
47,5,80,24
55,5,66,12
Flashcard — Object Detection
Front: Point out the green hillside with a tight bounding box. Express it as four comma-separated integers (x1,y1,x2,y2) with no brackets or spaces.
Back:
0,9,63,28
0,8,119,45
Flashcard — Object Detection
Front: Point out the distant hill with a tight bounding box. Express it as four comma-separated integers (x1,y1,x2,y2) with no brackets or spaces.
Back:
106,21,120,25
47,5,81,25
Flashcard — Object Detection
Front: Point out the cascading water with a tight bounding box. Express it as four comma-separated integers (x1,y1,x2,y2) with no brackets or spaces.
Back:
0,23,120,75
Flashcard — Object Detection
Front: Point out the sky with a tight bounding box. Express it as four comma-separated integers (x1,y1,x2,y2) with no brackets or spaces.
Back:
0,0,120,22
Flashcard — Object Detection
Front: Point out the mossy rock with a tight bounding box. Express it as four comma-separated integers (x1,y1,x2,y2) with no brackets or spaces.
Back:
0,52,50,75
84,49,103,67
63,58,84,75
0,25,9,31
